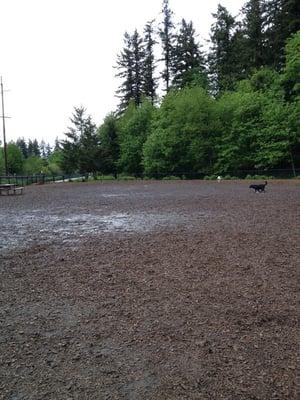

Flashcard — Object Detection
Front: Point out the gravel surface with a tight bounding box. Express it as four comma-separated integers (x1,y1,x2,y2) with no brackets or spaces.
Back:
0,180,299,399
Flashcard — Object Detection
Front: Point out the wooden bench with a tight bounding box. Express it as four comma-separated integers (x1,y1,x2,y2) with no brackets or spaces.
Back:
0,184,24,196
13,187,24,195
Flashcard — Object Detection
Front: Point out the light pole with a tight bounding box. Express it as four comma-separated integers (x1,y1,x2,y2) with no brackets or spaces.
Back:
1,76,9,176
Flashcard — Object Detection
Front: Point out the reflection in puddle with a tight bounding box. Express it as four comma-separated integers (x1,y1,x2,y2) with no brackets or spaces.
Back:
0,211,205,252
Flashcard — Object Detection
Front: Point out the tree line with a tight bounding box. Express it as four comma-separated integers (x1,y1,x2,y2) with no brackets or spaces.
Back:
0,138,62,176
1,0,299,178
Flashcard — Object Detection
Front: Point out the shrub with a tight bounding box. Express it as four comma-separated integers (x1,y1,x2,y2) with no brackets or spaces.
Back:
162,176,181,180
203,175,217,180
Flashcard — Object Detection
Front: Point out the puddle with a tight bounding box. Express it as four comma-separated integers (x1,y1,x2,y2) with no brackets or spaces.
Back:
0,211,206,253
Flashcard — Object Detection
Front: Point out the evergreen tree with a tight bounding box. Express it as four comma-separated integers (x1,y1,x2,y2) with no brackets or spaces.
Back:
45,143,52,158
40,140,47,158
264,0,300,69
264,0,286,69
116,30,144,111
60,107,85,173
282,0,300,37
132,29,145,107
208,5,237,94
54,137,61,151
27,139,34,157
32,139,40,157
241,0,265,72
78,115,101,174
61,107,100,174
171,19,207,89
116,32,135,112
142,21,157,104
159,0,175,92
16,137,28,159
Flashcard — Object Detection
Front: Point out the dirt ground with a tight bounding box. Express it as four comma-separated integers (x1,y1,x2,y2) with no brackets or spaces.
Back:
0,180,299,399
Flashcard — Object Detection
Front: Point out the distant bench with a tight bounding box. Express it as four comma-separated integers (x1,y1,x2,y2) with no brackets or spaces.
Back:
0,184,24,196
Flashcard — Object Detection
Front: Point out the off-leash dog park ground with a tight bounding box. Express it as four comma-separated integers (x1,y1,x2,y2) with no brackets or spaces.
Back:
0,180,299,399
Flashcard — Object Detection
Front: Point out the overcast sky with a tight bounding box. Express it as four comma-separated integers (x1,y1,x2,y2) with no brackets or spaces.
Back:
1,0,245,146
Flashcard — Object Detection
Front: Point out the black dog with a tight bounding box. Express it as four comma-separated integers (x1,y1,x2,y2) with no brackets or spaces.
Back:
249,181,268,193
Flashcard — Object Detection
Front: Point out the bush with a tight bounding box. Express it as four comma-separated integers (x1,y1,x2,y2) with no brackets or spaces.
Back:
245,174,273,180
162,176,181,180
223,175,239,180
117,175,137,180
98,175,117,180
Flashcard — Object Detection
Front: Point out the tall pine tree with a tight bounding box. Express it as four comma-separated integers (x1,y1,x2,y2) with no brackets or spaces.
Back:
241,0,265,72
116,30,144,111
116,32,135,112
60,108,83,173
142,21,157,104
159,0,175,92
78,114,100,174
171,19,206,89
16,137,28,159
208,5,237,94
264,0,300,69
132,29,145,107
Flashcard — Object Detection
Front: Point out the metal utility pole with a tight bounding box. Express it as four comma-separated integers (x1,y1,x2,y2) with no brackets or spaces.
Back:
1,76,9,176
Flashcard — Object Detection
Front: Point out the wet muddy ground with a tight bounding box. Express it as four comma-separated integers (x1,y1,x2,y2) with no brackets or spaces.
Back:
0,180,299,399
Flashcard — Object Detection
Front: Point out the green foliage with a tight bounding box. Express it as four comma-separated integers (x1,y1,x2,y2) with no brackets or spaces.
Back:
41,150,62,175
171,19,206,89
245,174,274,179
1,143,24,174
116,30,145,111
143,20,158,104
16,137,28,158
208,4,237,93
98,174,117,180
249,68,282,95
223,175,239,180
0,149,4,174
23,156,44,175
241,0,264,72
282,31,300,100
118,100,155,175
214,63,299,174
159,0,175,92
117,174,137,180
6,1,298,180
97,113,120,175
27,139,40,157
264,0,300,69
78,117,100,174
60,107,100,174
143,87,215,175
162,175,181,180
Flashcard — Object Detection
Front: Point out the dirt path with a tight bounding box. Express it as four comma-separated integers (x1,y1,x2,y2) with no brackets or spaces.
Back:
0,180,299,399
